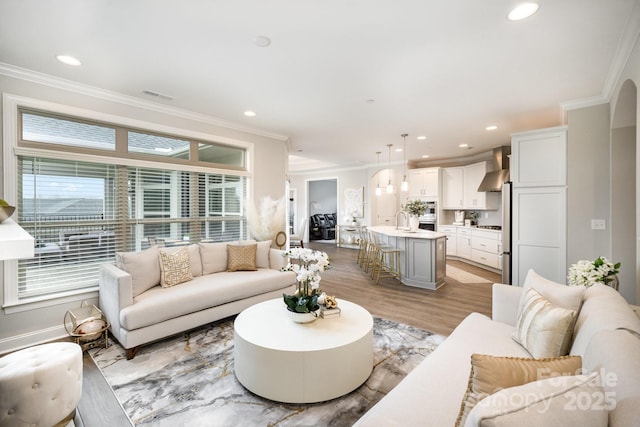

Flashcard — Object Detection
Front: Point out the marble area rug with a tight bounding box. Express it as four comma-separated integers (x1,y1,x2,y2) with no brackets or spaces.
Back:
90,316,445,427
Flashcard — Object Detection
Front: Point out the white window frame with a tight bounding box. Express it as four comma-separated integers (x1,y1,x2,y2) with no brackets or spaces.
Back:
2,93,254,313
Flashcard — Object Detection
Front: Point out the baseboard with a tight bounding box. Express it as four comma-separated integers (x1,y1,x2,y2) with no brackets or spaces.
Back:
0,324,68,355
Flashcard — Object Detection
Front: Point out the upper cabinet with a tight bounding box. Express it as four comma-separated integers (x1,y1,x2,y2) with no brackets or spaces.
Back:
408,167,439,199
463,162,500,210
511,127,567,187
442,162,500,210
441,167,464,209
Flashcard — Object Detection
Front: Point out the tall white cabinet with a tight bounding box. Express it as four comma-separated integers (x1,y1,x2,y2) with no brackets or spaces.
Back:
511,126,567,285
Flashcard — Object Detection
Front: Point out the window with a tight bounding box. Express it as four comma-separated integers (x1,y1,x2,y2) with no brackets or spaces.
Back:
7,108,250,305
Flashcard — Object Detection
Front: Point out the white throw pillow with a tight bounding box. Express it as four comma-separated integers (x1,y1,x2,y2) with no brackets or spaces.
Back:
198,242,228,274
513,288,576,358
464,372,608,427
116,246,160,297
521,269,586,312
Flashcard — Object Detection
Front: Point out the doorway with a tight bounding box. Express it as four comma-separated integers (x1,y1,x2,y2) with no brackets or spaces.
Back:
611,79,638,304
307,178,338,242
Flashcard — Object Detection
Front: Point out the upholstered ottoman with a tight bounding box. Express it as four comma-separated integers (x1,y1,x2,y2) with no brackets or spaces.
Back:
0,342,83,427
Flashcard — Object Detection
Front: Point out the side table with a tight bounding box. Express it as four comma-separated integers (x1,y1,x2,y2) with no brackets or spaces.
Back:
64,301,110,351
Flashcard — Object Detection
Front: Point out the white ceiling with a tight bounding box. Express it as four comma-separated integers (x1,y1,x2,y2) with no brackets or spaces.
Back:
1,1,638,172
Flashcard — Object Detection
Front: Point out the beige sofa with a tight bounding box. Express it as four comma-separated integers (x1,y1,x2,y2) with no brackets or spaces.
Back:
355,270,640,426
99,240,296,359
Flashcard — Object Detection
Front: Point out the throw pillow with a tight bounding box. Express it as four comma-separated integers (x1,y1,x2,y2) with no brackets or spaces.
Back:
521,268,585,312
234,239,271,268
227,244,257,271
198,242,228,274
116,245,160,297
464,372,607,427
158,246,193,287
455,353,582,427
513,288,576,358
161,244,203,277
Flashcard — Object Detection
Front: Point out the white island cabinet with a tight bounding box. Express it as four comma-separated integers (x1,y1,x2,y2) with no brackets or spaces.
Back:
368,226,446,290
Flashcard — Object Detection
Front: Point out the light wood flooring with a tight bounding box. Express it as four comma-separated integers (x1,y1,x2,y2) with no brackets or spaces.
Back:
309,241,496,335
75,243,497,425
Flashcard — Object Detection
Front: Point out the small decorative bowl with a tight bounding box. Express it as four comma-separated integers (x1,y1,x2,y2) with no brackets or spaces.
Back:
0,206,15,223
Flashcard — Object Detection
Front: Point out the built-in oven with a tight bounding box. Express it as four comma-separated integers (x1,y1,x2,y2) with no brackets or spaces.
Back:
418,201,437,232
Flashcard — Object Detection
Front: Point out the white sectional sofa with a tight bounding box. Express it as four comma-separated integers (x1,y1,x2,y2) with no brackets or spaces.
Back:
99,240,296,359
355,270,640,427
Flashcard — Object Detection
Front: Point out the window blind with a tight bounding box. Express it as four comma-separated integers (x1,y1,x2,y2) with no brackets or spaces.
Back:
17,156,247,300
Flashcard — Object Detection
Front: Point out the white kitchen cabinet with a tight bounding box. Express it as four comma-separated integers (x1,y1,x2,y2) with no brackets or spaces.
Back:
463,162,500,210
408,168,439,199
439,225,457,256
456,227,472,259
511,126,567,187
471,228,502,269
441,167,464,209
442,162,499,210
512,186,567,285
511,126,567,286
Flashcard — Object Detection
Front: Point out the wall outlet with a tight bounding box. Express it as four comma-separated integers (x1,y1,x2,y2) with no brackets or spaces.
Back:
591,219,606,230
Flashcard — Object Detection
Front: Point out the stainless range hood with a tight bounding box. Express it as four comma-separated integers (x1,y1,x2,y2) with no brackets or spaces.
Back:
477,146,511,192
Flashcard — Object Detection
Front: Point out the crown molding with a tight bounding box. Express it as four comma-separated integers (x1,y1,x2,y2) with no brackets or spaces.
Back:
561,2,640,112
0,62,289,142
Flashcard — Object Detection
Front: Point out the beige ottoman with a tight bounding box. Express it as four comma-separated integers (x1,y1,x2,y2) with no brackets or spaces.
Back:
0,342,83,427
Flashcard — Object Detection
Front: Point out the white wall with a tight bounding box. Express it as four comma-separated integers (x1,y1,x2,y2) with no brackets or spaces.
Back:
0,71,288,352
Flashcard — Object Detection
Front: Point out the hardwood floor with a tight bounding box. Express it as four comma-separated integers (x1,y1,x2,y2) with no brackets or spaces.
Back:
77,242,498,425
309,241,497,336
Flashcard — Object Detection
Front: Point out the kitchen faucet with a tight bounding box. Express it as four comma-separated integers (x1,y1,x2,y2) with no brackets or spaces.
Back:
395,211,409,230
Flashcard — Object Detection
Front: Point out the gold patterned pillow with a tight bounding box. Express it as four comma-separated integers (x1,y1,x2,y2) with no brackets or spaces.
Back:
227,244,257,271
158,246,193,287
455,354,582,427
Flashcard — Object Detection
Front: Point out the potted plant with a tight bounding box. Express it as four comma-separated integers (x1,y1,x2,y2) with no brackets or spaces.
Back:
403,199,428,217
282,248,331,322
402,199,428,231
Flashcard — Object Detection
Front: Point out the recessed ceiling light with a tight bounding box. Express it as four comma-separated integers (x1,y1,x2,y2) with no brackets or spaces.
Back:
395,148,403,152
459,143,469,148
421,155,430,158
417,136,427,140
508,3,539,21
244,110,256,117
485,125,498,131
56,55,81,66
253,36,271,47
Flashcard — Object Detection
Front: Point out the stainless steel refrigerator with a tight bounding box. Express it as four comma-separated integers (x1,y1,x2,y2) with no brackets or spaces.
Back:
501,182,512,284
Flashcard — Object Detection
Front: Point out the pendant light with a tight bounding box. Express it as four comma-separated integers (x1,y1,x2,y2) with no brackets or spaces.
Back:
401,133,409,192
375,151,382,196
386,144,394,194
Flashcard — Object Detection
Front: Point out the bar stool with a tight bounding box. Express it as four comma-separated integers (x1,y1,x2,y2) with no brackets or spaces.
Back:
370,235,402,285
356,227,369,268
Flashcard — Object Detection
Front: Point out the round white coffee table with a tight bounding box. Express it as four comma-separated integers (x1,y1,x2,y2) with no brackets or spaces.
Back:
233,298,373,403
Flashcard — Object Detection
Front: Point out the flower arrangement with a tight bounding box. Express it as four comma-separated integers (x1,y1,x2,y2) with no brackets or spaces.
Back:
567,256,621,288
282,248,331,314
402,199,428,216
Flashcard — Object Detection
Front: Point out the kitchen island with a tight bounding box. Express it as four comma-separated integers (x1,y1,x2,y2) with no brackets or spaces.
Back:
368,225,447,290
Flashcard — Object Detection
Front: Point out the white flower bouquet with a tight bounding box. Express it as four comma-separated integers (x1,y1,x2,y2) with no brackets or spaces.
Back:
282,248,331,313
567,256,620,287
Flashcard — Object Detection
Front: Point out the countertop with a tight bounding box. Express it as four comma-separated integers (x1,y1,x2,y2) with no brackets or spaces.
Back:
368,225,447,239
439,224,502,234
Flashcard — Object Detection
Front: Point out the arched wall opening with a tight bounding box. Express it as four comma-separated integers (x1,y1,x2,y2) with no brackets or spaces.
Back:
611,78,638,304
